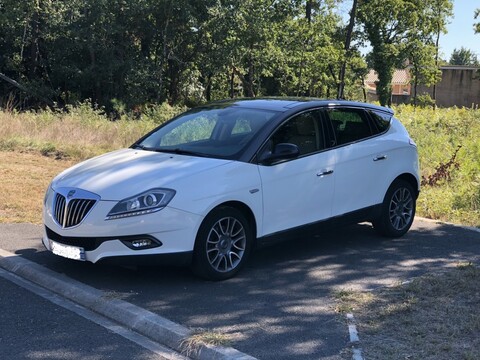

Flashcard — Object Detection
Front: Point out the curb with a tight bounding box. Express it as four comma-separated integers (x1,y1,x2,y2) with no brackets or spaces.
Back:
415,216,480,234
0,249,256,360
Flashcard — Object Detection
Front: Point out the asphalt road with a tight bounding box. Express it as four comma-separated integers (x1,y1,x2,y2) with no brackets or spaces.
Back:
0,269,186,360
0,219,479,359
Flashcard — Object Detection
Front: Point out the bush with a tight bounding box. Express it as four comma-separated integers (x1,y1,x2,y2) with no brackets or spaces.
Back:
396,105,480,226
413,93,436,108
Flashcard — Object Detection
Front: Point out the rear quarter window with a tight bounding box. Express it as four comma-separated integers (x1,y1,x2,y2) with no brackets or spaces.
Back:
369,110,391,134
326,108,373,145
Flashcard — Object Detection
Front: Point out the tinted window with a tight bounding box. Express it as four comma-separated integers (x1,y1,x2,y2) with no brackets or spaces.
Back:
326,108,372,146
369,110,391,134
267,110,323,156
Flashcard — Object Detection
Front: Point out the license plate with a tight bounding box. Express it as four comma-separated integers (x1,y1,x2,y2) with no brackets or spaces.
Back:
50,240,85,261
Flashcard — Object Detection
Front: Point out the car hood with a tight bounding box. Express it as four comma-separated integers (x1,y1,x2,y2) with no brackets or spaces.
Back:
52,148,233,200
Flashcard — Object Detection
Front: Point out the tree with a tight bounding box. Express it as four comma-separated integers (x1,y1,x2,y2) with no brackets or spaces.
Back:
429,0,454,106
449,47,479,66
337,0,358,99
358,0,453,106
475,8,480,34
278,2,345,98
408,40,441,106
0,0,372,109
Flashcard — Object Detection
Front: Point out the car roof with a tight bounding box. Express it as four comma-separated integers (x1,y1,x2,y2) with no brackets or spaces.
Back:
202,98,394,115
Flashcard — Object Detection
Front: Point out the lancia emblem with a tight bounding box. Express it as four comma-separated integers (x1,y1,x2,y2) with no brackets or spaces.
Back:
67,190,76,199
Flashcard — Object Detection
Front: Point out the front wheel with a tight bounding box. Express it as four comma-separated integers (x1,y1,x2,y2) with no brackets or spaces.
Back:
373,179,416,238
192,207,253,281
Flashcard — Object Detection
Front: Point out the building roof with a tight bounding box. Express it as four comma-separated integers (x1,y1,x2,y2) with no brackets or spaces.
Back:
365,69,410,85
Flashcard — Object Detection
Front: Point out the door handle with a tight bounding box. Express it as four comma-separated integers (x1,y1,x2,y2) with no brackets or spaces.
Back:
373,155,387,161
317,170,334,177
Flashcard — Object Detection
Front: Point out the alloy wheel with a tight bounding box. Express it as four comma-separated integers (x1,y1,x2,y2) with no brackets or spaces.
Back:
206,216,246,273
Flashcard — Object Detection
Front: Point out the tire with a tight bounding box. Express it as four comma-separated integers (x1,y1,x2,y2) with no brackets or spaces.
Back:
373,179,416,238
192,206,253,281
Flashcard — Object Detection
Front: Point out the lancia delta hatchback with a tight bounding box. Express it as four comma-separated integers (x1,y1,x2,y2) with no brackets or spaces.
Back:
43,99,420,280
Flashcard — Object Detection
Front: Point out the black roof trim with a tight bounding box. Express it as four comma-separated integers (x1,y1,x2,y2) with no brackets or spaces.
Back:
202,97,394,114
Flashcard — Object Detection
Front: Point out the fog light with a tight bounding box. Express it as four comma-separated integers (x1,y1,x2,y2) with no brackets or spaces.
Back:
131,239,153,248
120,236,162,250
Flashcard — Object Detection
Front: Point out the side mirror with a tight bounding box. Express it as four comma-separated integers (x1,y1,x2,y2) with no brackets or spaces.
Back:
259,143,300,165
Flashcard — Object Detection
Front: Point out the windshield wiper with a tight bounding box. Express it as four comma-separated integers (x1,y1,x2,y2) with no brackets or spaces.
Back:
131,144,156,151
153,148,211,158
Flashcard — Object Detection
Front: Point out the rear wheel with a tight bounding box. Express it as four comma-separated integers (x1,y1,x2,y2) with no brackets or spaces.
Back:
192,206,253,280
373,179,416,237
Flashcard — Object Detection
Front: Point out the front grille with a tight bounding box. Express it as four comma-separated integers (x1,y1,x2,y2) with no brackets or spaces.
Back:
54,193,96,228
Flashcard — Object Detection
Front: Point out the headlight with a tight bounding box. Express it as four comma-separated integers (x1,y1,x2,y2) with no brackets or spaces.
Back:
44,185,54,206
106,188,176,220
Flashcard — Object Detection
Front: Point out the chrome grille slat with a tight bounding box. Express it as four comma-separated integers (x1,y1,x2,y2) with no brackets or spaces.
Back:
68,200,80,227
74,200,88,225
55,195,66,226
53,193,97,228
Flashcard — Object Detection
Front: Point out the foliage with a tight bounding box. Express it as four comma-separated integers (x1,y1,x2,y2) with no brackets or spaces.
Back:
0,0,451,111
449,47,480,66
0,101,184,159
475,8,480,34
408,40,441,106
395,105,480,226
421,145,461,186
414,93,436,108
357,0,453,106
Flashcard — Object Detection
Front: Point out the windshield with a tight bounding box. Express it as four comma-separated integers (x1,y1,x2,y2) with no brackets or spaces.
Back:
136,107,278,159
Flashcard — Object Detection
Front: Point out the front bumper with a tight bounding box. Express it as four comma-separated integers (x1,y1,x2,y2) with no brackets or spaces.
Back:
43,194,203,263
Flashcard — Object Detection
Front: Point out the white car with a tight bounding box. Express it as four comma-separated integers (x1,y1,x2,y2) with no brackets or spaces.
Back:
43,99,420,280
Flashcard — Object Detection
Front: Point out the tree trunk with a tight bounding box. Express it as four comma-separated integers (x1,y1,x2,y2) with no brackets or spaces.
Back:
432,25,440,110
338,0,358,99
27,1,41,79
205,73,212,102
413,68,418,107
167,59,180,104
306,0,313,23
230,69,235,98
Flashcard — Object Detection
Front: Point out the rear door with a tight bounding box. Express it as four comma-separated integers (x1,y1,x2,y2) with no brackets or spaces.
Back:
324,107,392,216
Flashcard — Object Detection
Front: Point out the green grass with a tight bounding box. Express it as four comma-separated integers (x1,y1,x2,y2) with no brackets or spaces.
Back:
395,105,480,227
0,103,478,227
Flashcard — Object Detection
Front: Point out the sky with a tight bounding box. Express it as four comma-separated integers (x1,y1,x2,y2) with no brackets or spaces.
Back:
440,1,479,60
338,1,479,61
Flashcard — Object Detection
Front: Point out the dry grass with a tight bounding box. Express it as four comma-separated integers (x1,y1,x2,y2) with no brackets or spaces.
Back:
2,104,479,228
0,151,76,223
335,263,480,360
180,329,232,357
0,108,156,160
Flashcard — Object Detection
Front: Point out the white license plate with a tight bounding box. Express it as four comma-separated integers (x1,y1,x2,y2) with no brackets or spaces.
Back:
50,240,85,261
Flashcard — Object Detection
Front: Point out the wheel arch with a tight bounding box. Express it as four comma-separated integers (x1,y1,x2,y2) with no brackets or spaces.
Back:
209,201,258,243
394,173,420,198
192,201,257,280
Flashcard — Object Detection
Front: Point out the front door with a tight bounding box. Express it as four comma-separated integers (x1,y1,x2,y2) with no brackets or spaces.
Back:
257,110,335,236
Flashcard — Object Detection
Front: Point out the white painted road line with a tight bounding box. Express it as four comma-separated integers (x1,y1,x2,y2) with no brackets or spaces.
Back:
346,313,364,360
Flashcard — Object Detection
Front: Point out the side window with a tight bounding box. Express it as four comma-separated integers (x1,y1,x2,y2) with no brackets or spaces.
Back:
369,110,391,134
269,110,324,156
326,108,373,146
